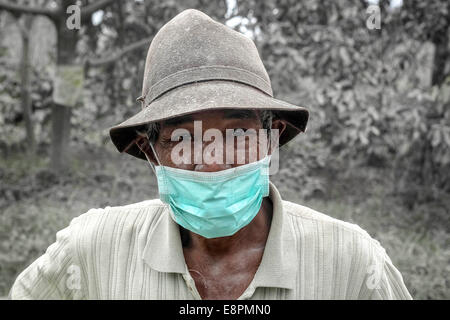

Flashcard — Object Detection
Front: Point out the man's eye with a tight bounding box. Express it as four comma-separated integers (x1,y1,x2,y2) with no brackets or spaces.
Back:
172,132,192,141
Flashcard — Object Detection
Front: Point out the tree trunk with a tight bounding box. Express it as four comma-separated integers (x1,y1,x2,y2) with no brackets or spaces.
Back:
431,28,449,86
19,15,35,155
51,21,78,173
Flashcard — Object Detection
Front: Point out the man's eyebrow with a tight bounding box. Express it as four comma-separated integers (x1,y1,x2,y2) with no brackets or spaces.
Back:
224,110,258,120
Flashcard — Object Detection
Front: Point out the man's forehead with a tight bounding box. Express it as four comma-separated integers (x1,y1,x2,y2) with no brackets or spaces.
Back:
162,109,259,127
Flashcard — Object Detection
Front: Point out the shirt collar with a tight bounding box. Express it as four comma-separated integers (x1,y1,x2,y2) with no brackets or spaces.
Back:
142,182,298,290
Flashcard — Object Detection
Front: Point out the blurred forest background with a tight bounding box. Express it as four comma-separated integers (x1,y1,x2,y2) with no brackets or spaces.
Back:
0,0,449,299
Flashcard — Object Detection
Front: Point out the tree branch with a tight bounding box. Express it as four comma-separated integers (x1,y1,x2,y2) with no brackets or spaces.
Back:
81,0,120,19
87,37,151,67
0,0,58,20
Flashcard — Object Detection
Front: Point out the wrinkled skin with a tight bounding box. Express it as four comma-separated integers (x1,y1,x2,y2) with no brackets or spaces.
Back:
136,109,286,299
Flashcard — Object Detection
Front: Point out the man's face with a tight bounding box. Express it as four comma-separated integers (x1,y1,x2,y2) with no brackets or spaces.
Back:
141,109,283,172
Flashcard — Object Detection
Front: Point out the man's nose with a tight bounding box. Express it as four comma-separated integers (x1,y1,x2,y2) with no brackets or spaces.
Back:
191,139,231,172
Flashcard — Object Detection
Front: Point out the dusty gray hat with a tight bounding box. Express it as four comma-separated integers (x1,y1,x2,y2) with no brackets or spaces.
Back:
109,9,309,160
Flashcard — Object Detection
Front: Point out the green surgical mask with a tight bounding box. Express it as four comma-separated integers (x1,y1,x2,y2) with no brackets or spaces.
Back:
144,143,271,239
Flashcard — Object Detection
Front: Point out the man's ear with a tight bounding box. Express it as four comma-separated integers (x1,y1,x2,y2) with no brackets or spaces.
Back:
135,136,158,165
271,119,286,136
269,119,287,154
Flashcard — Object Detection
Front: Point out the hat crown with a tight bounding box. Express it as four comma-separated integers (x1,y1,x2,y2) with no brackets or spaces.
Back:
140,9,272,106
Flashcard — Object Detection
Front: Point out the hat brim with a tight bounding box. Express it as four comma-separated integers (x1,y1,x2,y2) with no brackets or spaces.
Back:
109,80,309,160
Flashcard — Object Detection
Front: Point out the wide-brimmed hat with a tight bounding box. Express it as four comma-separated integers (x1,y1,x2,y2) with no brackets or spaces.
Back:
109,9,309,160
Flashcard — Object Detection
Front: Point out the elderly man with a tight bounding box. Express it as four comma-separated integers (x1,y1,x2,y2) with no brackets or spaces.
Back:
10,9,411,300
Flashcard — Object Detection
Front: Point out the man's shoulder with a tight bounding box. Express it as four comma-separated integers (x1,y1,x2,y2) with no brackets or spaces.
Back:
76,198,165,220
280,200,411,300
282,200,383,250
67,199,166,248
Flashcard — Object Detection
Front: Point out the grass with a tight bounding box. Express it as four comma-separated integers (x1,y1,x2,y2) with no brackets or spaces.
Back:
0,146,449,299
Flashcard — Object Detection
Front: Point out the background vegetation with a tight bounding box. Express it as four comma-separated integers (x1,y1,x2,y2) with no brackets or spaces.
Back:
0,0,449,299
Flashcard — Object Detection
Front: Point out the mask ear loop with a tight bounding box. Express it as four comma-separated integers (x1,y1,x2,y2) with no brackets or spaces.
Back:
135,130,162,176
147,140,170,210
136,130,171,211
147,139,161,165
258,129,272,179
144,150,158,176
